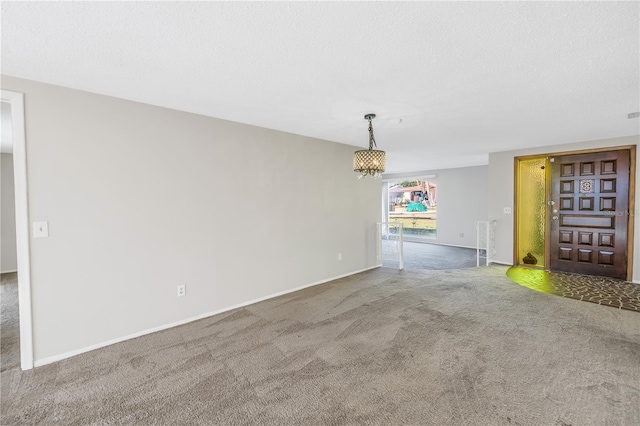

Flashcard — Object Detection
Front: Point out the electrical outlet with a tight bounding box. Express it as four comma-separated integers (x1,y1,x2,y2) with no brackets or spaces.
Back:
459,232,464,238
503,207,512,214
338,252,343,261
177,285,186,297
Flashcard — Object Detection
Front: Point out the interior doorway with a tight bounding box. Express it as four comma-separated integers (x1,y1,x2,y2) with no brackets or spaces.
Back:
1,100,21,372
1,90,33,370
515,146,635,280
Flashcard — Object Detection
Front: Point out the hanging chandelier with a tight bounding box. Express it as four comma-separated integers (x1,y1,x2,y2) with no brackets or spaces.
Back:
353,113,386,179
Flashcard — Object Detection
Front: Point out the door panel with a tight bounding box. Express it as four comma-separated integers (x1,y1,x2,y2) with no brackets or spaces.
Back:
549,150,630,279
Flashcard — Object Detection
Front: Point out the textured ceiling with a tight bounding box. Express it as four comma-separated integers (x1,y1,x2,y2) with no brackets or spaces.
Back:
2,1,639,173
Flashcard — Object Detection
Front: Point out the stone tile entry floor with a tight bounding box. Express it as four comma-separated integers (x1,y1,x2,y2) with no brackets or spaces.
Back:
506,266,640,312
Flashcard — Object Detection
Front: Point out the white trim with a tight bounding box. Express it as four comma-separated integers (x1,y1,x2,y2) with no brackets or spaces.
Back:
382,172,437,182
400,239,479,250
490,260,513,266
1,90,34,370
34,264,381,367
1,269,18,274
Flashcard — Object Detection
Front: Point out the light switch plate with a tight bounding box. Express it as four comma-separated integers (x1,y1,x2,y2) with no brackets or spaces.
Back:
33,221,49,238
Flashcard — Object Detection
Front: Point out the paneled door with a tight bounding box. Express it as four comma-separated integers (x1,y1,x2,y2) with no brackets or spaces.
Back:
549,149,631,279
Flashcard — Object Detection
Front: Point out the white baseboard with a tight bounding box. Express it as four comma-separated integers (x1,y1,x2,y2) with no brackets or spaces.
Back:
1,269,18,274
430,242,479,250
34,264,382,368
488,261,513,266
401,240,486,251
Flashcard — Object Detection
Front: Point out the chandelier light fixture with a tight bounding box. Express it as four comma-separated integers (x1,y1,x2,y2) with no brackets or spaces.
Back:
353,113,386,179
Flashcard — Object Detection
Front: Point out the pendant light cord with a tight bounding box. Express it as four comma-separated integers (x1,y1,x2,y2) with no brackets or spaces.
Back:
368,118,377,150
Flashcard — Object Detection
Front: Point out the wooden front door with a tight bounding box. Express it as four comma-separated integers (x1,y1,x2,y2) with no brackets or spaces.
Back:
549,149,631,279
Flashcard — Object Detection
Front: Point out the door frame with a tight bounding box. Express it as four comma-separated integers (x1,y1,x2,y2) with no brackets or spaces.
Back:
514,145,636,281
1,90,34,370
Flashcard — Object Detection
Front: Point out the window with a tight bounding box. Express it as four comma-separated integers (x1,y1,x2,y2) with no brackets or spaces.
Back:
387,179,437,239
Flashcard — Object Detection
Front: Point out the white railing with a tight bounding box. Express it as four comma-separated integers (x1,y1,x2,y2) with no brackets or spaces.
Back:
475,220,497,266
377,222,404,270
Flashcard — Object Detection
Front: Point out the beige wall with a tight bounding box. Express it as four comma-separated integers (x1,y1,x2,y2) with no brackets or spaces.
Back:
430,166,489,247
1,153,17,272
0,76,381,363
488,135,640,280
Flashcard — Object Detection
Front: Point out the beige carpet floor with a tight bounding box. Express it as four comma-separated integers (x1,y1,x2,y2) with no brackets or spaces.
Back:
383,241,483,270
1,273,20,372
1,266,639,425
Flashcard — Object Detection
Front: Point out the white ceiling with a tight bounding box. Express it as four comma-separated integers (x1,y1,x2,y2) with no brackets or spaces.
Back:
1,2,638,173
